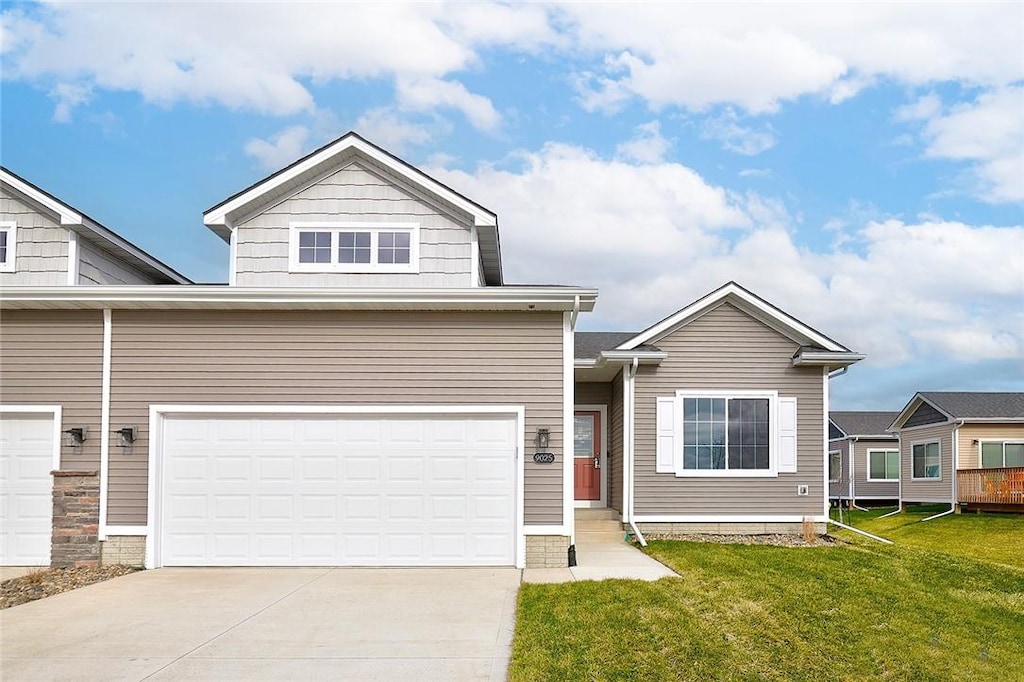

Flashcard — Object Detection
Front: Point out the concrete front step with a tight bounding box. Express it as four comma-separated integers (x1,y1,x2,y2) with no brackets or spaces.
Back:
574,508,621,520
575,530,629,544
575,520,624,533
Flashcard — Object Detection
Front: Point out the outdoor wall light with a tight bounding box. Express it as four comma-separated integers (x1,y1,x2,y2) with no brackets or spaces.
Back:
63,427,87,447
536,427,550,450
118,426,138,446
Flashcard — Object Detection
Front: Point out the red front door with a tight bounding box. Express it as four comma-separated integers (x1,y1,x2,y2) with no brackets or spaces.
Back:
574,411,601,501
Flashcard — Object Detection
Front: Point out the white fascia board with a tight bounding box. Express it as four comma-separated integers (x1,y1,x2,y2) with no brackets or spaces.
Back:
0,170,82,225
618,282,848,353
792,351,865,367
203,135,497,229
0,285,599,312
598,350,668,363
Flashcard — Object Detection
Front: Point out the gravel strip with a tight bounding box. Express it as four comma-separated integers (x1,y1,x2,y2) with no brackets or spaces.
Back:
644,533,841,547
1,565,140,609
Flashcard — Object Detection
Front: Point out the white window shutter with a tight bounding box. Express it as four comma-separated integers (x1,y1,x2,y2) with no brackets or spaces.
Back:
656,397,676,473
778,397,798,473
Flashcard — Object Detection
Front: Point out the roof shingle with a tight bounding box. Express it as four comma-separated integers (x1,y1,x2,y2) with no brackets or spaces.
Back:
919,392,1024,420
829,411,900,437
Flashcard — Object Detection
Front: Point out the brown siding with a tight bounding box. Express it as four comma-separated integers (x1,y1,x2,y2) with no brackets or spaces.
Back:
853,438,900,499
633,303,825,516
828,439,850,499
575,382,611,407
609,371,623,513
0,310,104,467
899,422,955,503
107,310,564,526
957,424,1024,469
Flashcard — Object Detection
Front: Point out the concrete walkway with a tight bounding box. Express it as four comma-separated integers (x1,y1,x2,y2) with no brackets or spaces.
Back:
523,510,678,584
1,567,520,681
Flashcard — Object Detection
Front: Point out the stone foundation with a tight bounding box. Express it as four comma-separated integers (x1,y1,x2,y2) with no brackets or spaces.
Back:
51,470,100,568
101,536,146,567
525,535,570,568
635,521,827,536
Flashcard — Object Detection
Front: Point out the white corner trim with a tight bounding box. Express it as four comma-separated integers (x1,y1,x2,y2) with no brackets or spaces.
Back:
0,405,63,470
144,403,528,570
470,225,480,287
823,367,830,517
66,230,79,284
0,220,15,273
562,312,575,540
99,309,112,540
228,224,237,286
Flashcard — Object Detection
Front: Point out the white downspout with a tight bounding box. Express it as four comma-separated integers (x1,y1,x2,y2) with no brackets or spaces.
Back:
624,358,647,546
827,519,893,544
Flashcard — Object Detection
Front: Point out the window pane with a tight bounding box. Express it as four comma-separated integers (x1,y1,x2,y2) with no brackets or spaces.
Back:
981,442,1004,468
683,446,696,470
886,451,900,479
1005,443,1024,467
829,452,841,481
683,398,697,421
727,399,769,470
339,231,371,264
298,231,331,263
913,444,926,478
683,421,697,446
869,452,885,479
378,231,411,265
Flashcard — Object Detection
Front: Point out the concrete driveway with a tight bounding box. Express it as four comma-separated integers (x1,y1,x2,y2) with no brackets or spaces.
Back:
0,567,520,681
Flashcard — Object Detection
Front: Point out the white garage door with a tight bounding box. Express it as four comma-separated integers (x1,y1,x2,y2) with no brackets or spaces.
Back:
159,413,518,567
0,413,55,566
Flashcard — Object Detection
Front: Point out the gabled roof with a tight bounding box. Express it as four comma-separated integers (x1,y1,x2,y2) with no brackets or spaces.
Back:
829,411,900,439
891,392,1024,429
576,332,640,360
202,131,503,285
1,166,191,284
615,282,863,368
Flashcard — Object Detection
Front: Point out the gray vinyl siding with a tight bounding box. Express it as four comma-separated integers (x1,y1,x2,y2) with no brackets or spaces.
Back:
633,302,825,517
234,162,474,287
853,438,900,499
0,310,104,468
904,401,947,428
78,239,155,285
0,188,69,285
609,371,624,513
576,382,611,407
107,310,564,526
899,422,955,503
828,439,850,499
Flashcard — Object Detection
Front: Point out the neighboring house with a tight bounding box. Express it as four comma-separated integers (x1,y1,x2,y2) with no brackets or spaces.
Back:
828,412,900,506
0,167,189,286
889,392,1024,512
0,132,862,572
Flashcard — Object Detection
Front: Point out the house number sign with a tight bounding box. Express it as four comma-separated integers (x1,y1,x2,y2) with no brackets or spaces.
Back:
533,452,555,464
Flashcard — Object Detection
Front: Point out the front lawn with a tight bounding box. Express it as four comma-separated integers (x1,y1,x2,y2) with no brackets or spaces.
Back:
511,540,1024,681
831,505,1024,569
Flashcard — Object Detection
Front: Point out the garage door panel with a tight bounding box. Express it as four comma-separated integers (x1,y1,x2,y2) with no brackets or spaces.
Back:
1,414,56,566
161,414,516,566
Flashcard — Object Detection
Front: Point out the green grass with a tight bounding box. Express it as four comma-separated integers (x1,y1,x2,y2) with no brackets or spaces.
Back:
512,539,1024,681
830,505,1024,569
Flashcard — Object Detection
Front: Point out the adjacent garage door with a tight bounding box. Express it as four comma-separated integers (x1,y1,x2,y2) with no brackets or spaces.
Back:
159,413,518,567
0,413,55,566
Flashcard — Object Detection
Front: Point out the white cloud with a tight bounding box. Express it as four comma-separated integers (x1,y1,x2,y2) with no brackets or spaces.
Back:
430,142,1024,365
49,82,91,122
894,93,943,122
243,126,310,171
918,86,1024,203
615,120,671,163
354,108,434,154
396,77,501,132
701,109,776,156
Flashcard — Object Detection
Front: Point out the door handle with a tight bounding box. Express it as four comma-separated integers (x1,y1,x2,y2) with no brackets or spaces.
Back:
594,456,601,469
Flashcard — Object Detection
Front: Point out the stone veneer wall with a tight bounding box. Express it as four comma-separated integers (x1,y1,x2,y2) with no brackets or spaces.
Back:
51,470,101,567
101,536,146,567
525,535,570,568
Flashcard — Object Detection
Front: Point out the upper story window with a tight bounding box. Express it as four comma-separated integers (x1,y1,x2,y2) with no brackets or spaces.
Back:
981,441,1024,468
0,221,16,272
289,222,419,274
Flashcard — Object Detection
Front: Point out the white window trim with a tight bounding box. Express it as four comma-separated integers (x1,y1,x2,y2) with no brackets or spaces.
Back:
866,448,900,482
828,450,842,483
0,220,16,272
288,221,420,274
672,390,779,478
978,439,1024,468
910,439,942,481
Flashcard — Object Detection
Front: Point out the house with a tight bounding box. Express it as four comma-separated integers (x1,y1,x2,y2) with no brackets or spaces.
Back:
827,411,900,507
889,392,1024,512
0,133,862,571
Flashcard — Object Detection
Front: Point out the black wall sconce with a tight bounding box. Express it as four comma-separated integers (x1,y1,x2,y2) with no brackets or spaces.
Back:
117,426,138,447
535,427,550,450
63,427,87,447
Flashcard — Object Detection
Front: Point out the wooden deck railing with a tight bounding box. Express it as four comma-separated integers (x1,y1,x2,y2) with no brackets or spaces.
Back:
957,467,1024,506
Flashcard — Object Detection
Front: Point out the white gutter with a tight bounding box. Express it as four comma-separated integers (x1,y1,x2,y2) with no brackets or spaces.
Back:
618,358,643,544
827,519,893,544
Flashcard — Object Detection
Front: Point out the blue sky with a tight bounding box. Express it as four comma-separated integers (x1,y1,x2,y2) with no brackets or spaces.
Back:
2,1,1022,410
